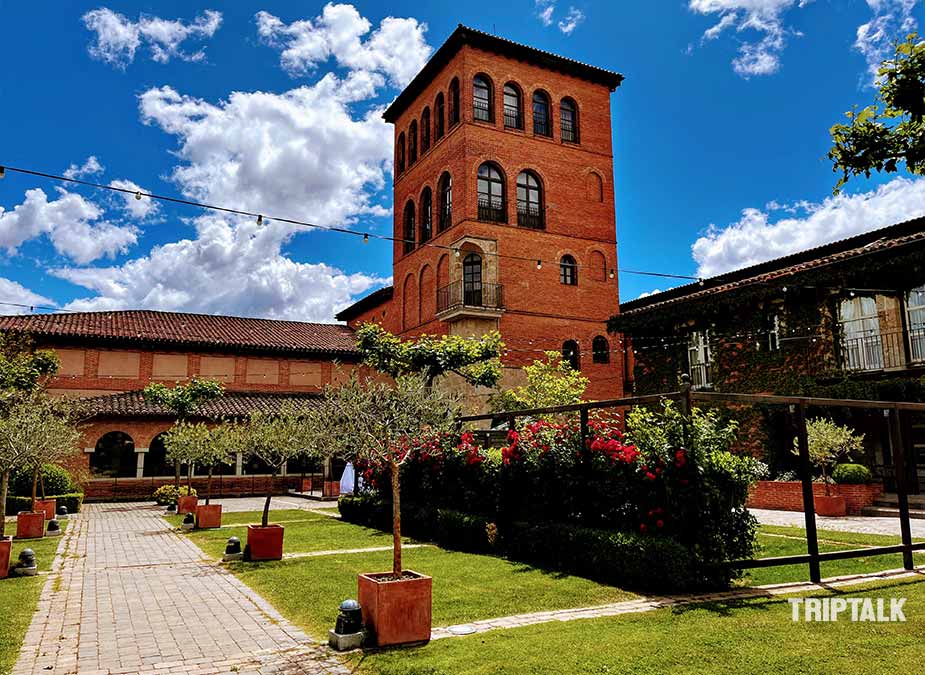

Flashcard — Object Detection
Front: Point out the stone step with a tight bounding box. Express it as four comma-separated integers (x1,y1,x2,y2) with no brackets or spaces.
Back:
872,493,925,508
860,506,925,519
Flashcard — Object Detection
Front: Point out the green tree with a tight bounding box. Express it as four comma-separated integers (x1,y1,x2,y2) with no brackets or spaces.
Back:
355,323,504,387
199,422,238,505
162,422,212,502
143,378,224,488
0,333,59,409
0,393,81,537
793,418,865,495
316,373,460,576
489,351,589,413
829,33,925,192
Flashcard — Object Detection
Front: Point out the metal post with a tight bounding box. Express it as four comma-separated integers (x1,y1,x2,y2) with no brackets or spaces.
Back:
889,407,915,571
794,402,822,583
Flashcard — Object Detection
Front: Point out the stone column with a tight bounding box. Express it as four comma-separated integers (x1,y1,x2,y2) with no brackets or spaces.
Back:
235,452,243,476
135,447,149,479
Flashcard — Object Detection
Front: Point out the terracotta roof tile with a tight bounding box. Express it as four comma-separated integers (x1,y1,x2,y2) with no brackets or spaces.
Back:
79,390,321,419
0,310,360,356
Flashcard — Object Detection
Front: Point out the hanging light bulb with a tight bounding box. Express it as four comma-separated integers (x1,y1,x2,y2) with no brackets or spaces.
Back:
257,214,264,226
536,260,542,270
455,249,460,258
363,233,369,244
134,191,142,201
609,269,615,279
0,166,6,179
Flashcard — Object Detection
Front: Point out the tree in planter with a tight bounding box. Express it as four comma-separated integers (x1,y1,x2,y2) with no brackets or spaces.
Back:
793,418,865,496
0,394,81,538
162,422,211,504
22,398,82,513
317,373,461,576
143,378,224,488
198,422,238,506
489,351,588,413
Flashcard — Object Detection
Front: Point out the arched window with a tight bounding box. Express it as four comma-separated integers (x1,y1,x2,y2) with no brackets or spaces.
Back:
477,162,506,222
503,83,523,129
516,171,543,229
560,97,579,143
396,132,406,174
592,336,610,364
143,432,171,477
587,171,603,202
421,108,431,152
562,340,580,371
91,431,136,478
449,78,460,126
560,254,578,285
403,201,416,254
408,120,418,165
438,172,452,231
533,90,551,137
420,187,433,242
434,93,446,139
463,253,483,306
473,75,493,122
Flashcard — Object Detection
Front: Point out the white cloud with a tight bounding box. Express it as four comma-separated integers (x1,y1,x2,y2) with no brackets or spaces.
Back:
63,156,104,180
535,0,556,27
855,0,919,82
55,215,386,322
108,179,159,221
256,3,431,87
0,278,56,314
0,188,137,264
82,7,222,68
636,288,663,299
688,0,812,77
558,7,586,35
692,176,925,278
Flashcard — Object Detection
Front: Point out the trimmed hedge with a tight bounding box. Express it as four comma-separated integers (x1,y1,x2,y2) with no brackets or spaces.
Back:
339,496,700,590
833,463,873,485
10,463,77,497
5,493,84,515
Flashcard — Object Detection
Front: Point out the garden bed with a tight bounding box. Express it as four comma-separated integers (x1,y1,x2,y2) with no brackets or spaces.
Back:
747,481,883,515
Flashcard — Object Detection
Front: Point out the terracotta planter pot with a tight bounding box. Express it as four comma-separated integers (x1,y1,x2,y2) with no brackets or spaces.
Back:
196,504,222,529
16,511,45,539
358,570,432,647
177,495,198,514
815,494,847,517
324,481,340,498
247,524,284,561
0,537,11,579
34,499,56,521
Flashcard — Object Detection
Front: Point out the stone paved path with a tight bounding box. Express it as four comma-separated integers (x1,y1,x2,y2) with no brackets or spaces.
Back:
12,502,349,675
751,507,925,537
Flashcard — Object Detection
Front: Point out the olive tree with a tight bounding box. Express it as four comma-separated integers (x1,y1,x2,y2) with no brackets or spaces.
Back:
199,422,238,505
316,374,461,576
0,393,81,537
793,418,865,495
162,422,211,502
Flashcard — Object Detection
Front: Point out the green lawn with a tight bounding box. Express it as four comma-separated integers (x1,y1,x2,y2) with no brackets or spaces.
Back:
354,577,925,675
1,520,67,675
746,526,925,586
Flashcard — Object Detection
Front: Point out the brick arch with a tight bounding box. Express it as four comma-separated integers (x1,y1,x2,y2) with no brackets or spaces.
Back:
586,170,604,202
419,264,435,324
588,249,607,282
436,253,450,288
402,272,418,330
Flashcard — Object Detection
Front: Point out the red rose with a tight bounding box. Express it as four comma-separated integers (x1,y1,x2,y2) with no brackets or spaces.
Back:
639,523,648,533
656,519,664,528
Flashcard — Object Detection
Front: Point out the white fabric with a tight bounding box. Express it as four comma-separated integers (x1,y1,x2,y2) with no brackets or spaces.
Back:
339,462,355,495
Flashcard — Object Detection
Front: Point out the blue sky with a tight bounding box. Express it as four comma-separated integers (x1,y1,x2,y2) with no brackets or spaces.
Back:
0,0,922,320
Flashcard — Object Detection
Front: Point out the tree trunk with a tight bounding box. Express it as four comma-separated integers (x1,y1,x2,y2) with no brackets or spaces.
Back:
206,466,213,506
187,465,193,494
0,470,9,539
39,470,46,500
391,458,402,577
174,460,181,490
31,465,39,512
822,464,830,497
262,468,277,528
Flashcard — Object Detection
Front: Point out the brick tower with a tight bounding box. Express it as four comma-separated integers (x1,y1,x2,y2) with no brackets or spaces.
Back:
337,25,624,402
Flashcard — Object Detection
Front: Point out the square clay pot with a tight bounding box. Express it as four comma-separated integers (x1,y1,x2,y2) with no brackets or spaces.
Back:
247,524,284,561
0,537,11,579
34,499,56,520
177,494,199,514
814,494,847,517
358,570,432,646
16,511,45,539
196,504,222,529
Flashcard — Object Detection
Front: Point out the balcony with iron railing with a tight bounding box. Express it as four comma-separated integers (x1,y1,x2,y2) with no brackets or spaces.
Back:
478,197,507,223
840,326,925,372
436,281,504,320
517,203,544,229
689,363,712,390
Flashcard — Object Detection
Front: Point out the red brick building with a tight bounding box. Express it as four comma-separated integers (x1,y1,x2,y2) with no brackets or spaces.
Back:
0,310,363,499
337,26,626,401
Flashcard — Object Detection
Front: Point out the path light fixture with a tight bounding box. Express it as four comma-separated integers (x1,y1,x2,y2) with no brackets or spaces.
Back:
181,512,195,531
223,536,243,562
46,519,62,536
13,548,37,576
328,599,364,651
56,505,68,520
166,503,177,514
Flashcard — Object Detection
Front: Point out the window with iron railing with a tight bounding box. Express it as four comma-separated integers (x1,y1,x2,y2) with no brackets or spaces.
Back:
477,163,506,222
503,83,522,129
474,76,493,122
478,197,507,223
533,91,551,137
688,330,712,390
560,98,579,143
907,285,925,362
516,171,543,229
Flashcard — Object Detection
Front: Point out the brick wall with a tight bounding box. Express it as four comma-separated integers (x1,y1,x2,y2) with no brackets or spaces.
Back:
83,475,303,502
747,480,884,515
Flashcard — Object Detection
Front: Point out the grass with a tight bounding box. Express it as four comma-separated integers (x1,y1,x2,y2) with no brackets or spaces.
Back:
1,520,67,675
353,576,925,675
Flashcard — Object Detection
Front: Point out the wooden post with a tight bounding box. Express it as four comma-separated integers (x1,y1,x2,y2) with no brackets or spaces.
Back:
889,407,915,571
678,373,692,418
794,402,821,583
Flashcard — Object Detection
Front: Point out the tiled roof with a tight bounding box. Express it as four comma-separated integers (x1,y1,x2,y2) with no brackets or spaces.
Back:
619,216,925,319
78,390,321,419
0,310,360,356
383,24,624,123
334,286,394,322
